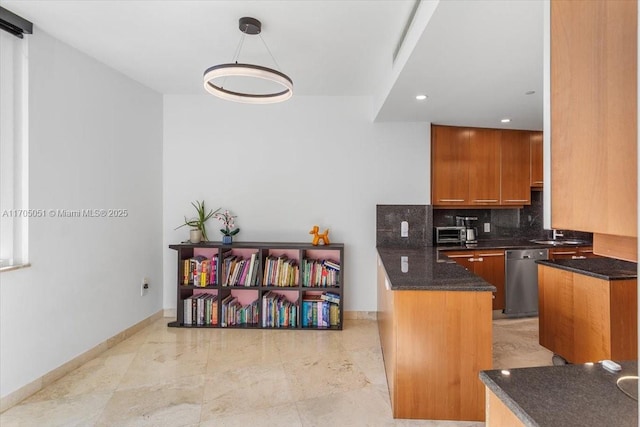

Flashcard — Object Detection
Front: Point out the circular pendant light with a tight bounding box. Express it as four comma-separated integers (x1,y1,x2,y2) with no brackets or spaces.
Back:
203,17,293,104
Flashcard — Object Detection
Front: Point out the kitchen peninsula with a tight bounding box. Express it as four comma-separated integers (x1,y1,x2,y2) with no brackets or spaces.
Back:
377,246,494,420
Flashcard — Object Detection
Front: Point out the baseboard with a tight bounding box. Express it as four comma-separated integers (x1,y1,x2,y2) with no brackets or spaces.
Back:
0,309,163,413
344,310,377,320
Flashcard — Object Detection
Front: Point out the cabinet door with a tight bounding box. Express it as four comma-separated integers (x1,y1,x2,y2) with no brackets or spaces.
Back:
500,130,531,205
530,131,543,187
431,125,470,205
538,265,575,361
468,128,501,205
473,250,505,311
577,246,602,259
551,0,637,239
548,248,579,260
444,250,474,270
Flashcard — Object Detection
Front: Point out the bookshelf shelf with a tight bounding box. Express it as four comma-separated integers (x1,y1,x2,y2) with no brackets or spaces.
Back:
169,241,344,330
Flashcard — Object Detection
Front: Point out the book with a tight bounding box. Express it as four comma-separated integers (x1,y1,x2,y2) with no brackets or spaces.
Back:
329,303,340,326
321,292,340,304
244,252,256,287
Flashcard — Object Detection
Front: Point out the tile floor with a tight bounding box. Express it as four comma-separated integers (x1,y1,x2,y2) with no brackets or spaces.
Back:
1,316,551,427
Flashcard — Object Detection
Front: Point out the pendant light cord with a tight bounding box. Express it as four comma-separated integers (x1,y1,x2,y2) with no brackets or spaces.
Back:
220,34,246,90
259,34,282,71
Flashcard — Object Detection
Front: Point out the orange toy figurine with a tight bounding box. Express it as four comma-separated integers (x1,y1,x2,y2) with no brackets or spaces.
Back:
309,225,330,246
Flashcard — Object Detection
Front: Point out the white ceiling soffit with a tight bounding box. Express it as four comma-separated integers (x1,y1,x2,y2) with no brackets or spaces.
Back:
374,0,543,130
2,0,417,97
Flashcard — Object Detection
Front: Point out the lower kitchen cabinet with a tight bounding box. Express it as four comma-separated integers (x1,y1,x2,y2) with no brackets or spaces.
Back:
538,264,637,363
446,250,505,310
377,255,492,420
548,246,601,260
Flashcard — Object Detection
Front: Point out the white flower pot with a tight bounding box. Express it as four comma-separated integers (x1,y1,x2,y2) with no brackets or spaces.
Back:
189,229,202,243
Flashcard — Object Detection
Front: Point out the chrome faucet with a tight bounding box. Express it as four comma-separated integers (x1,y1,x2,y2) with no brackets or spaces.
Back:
552,229,564,240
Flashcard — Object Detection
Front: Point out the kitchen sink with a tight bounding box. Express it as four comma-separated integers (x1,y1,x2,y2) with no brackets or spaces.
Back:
530,239,587,246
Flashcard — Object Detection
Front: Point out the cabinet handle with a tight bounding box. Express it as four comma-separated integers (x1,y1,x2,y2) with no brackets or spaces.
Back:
553,251,576,255
473,199,498,203
503,199,529,203
447,254,472,258
469,257,484,262
478,253,504,257
439,199,465,202
532,181,543,184
571,256,587,260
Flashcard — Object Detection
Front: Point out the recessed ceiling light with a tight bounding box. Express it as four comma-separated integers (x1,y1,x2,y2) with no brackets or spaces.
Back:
415,94,427,100
501,118,511,123
525,90,536,95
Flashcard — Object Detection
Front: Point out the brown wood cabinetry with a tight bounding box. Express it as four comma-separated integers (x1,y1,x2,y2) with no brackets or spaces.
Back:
377,255,492,420
446,249,505,310
431,125,537,208
548,246,601,261
538,264,637,363
550,0,637,261
469,128,501,205
529,131,543,188
485,388,525,427
500,130,531,205
431,125,470,205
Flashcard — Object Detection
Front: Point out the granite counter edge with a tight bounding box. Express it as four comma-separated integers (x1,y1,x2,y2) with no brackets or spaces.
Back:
536,259,638,281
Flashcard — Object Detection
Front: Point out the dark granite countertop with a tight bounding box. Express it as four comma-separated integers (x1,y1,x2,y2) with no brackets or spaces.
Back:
437,238,593,251
377,247,495,291
537,258,637,280
480,361,638,427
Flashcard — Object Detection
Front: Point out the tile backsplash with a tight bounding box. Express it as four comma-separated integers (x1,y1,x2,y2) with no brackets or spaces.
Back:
378,192,592,247
432,191,592,241
376,205,433,248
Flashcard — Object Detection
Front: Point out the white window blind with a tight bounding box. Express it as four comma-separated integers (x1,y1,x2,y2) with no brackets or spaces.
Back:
0,29,29,268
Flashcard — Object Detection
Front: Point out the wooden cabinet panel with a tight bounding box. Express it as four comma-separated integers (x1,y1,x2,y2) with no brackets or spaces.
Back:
572,274,611,362
432,125,470,205
431,125,536,208
610,279,638,359
469,128,501,205
551,0,637,239
538,265,575,361
529,131,543,187
446,250,505,310
538,264,637,363
549,246,602,260
548,247,579,261
500,130,531,205
377,256,492,421
486,388,525,427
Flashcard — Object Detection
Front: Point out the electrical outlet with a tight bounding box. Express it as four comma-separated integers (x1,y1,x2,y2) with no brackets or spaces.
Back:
141,277,149,296
400,221,409,237
484,223,491,233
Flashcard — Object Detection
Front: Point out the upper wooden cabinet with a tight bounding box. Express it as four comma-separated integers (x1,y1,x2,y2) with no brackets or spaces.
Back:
550,0,637,260
469,128,501,205
530,131,543,187
500,130,531,205
431,125,470,205
431,124,536,207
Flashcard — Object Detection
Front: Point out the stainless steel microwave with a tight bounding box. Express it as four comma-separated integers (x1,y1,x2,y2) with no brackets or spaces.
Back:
434,226,466,244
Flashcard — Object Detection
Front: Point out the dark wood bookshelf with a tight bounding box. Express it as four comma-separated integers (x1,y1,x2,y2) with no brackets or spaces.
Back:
169,241,344,330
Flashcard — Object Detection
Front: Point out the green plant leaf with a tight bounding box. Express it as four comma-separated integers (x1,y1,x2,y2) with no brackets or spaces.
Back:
230,228,240,236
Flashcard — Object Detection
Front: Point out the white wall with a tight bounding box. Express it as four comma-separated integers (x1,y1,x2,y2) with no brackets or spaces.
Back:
163,95,429,312
0,30,163,398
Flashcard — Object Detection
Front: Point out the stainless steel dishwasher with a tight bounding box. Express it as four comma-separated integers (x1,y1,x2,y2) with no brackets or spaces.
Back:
504,248,549,317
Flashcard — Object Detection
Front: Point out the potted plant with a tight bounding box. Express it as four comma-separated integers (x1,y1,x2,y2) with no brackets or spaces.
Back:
175,200,219,243
215,209,240,244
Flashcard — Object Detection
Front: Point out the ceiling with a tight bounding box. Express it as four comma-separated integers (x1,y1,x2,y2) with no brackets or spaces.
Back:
3,0,543,129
